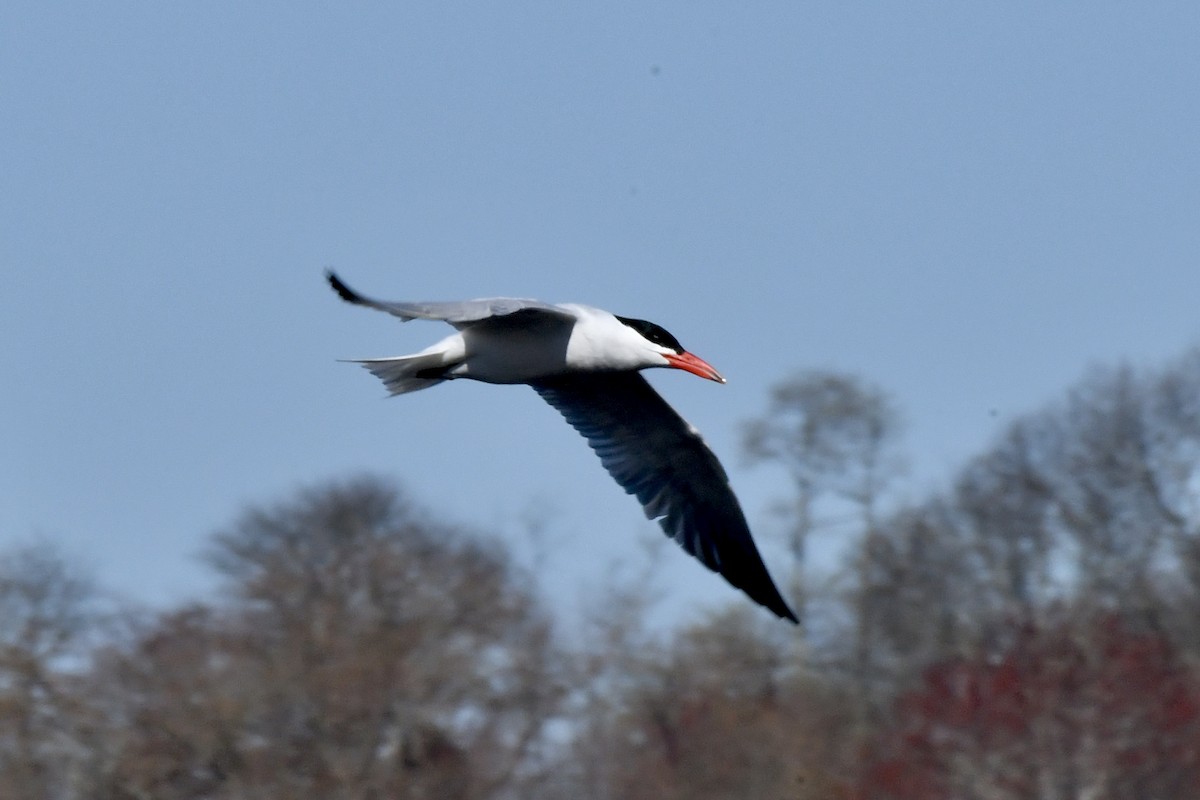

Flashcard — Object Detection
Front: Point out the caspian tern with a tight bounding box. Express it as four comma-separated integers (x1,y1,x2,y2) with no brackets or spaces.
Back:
327,271,798,623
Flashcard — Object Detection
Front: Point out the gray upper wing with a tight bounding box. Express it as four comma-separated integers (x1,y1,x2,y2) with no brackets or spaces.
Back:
326,271,574,329
530,372,798,623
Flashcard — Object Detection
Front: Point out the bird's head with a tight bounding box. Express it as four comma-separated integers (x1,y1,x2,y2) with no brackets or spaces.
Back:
615,315,726,383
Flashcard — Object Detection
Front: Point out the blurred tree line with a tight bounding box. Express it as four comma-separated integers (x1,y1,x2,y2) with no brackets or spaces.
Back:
8,348,1200,798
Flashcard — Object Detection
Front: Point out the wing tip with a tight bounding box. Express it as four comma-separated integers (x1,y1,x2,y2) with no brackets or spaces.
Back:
776,601,800,625
749,578,800,625
738,570,799,624
326,269,365,305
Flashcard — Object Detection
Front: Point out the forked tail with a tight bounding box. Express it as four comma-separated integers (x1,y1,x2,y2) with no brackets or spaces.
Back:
343,351,452,395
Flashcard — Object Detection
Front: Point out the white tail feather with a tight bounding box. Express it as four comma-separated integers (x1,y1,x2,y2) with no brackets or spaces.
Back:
346,352,452,395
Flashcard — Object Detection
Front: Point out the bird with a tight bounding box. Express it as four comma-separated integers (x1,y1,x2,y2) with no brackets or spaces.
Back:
326,270,798,624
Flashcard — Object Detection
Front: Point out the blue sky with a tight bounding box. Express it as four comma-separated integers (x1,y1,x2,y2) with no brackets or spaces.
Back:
4,3,1199,623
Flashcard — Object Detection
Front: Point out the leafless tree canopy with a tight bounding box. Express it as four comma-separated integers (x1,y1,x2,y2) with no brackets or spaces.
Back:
1,479,564,799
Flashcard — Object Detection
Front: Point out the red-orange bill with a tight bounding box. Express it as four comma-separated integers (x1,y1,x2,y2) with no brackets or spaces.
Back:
664,351,726,383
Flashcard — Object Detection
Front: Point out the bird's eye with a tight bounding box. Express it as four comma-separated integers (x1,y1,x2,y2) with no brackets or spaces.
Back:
615,315,685,354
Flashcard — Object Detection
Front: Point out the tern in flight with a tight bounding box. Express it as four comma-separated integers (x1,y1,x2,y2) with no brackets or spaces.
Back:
327,271,797,623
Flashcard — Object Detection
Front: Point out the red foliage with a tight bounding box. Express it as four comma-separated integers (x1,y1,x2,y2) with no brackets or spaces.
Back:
853,615,1200,800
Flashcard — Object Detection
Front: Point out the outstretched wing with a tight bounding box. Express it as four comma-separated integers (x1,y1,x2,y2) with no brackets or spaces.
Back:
531,372,798,623
326,271,573,329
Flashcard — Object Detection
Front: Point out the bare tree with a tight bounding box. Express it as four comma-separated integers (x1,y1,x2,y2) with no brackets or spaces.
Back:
844,348,1200,725
742,370,903,655
560,604,853,800
82,477,565,800
0,542,103,800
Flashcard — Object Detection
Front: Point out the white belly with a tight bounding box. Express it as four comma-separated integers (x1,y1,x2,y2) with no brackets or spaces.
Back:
454,326,573,383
